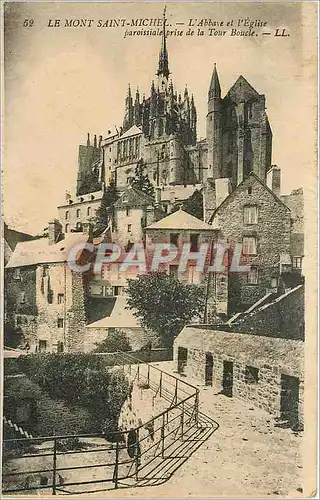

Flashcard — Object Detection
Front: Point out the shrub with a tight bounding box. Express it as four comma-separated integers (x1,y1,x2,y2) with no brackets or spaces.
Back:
94,329,132,353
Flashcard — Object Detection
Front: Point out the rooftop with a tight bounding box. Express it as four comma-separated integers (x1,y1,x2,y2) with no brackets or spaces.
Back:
6,232,90,268
175,326,304,376
146,209,216,231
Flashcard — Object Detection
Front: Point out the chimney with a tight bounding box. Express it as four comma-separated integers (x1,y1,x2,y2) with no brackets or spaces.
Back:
98,135,103,148
48,219,62,245
93,134,97,148
82,221,93,240
215,178,232,209
267,165,281,198
87,133,90,147
155,186,161,205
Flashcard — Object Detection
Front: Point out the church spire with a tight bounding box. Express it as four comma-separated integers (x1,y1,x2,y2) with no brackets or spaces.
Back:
157,6,170,80
208,63,221,100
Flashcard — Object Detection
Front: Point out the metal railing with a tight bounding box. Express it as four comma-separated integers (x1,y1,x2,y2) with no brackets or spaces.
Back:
2,352,210,495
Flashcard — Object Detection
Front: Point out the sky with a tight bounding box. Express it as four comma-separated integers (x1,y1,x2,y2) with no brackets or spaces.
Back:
3,1,318,235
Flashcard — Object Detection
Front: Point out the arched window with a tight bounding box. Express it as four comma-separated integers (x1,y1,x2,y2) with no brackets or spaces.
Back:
87,206,91,216
65,211,69,220
65,224,69,233
76,209,81,218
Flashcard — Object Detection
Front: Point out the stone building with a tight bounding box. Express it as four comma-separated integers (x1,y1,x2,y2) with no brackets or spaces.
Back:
174,326,304,429
57,189,104,234
209,172,302,315
5,220,92,353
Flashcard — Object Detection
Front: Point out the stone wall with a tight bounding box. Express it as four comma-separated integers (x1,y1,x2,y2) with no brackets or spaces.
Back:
174,340,304,426
83,326,160,352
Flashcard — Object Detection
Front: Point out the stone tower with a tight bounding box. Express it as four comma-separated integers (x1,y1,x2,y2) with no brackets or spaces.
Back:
206,63,223,180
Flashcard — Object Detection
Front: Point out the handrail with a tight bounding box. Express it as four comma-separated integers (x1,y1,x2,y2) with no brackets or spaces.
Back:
3,351,202,495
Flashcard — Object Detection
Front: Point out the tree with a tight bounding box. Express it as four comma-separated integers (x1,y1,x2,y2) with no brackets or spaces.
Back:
131,159,155,197
171,189,203,220
126,272,205,347
94,329,132,353
94,181,119,233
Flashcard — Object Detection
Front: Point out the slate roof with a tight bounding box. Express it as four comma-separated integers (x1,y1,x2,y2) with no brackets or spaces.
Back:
6,232,90,268
87,296,142,329
114,185,154,209
120,125,142,139
160,184,202,202
146,209,216,231
175,326,304,376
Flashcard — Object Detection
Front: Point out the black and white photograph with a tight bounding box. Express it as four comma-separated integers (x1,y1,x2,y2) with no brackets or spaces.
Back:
1,1,318,497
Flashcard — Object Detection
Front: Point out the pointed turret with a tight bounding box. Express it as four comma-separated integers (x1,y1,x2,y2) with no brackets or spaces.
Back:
208,63,221,100
123,84,134,132
157,6,170,80
134,87,141,125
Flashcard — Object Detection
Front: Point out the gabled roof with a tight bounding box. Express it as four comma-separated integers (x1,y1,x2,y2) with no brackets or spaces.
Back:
225,75,260,102
86,297,142,329
146,208,215,231
6,232,90,268
210,172,290,224
114,185,154,209
120,125,142,139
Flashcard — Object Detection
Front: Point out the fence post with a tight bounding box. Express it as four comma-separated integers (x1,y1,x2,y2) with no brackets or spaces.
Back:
161,413,165,458
113,439,119,489
135,428,140,481
147,365,150,386
195,390,199,425
180,401,184,441
174,378,178,404
52,438,57,495
159,371,163,397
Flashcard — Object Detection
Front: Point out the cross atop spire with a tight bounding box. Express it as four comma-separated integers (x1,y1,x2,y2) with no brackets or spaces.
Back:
157,6,170,79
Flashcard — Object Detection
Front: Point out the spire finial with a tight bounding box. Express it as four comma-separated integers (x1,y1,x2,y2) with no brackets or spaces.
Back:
157,6,170,79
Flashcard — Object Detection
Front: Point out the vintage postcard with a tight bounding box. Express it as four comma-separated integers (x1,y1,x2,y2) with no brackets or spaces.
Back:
1,1,318,498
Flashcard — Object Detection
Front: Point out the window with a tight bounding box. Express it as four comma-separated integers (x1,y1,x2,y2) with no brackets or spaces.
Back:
292,257,303,269
19,291,26,304
247,266,258,284
242,236,257,255
65,224,69,233
227,132,233,154
127,224,132,233
57,342,64,353
57,293,65,304
65,211,69,220
87,206,91,216
248,186,252,195
169,265,178,280
170,233,179,247
13,268,21,280
42,266,48,277
126,207,131,217
127,177,131,185
57,318,64,328
76,209,81,218
247,102,253,119
39,340,47,353
113,286,122,296
245,366,259,384
244,205,258,224
190,233,199,252
270,277,279,288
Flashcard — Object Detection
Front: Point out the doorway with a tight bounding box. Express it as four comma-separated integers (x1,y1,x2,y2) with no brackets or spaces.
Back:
205,353,213,386
177,347,188,375
280,374,300,428
222,361,233,397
